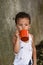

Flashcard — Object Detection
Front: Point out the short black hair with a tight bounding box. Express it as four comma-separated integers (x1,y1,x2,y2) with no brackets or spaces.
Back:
15,12,31,24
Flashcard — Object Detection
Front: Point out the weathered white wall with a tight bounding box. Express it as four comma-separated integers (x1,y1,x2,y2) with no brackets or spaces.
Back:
0,0,43,65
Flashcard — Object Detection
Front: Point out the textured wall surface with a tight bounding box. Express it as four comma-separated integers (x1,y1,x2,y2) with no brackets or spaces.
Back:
0,0,43,65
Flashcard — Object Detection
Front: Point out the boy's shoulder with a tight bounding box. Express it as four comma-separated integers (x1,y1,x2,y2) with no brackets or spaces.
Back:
29,33,33,38
29,33,34,41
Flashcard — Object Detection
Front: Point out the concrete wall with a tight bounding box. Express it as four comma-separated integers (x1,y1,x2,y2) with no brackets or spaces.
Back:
0,0,43,65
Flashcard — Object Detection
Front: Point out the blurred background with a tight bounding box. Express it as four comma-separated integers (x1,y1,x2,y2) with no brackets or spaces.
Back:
0,0,43,65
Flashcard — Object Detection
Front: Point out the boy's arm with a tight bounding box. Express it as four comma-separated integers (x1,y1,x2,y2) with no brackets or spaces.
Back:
12,34,20,54
32,36,37,65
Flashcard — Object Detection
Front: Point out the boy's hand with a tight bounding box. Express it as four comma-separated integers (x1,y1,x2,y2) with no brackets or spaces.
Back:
15,29,20,39
12,29,20,45
33,64,37,65
33,63,37,65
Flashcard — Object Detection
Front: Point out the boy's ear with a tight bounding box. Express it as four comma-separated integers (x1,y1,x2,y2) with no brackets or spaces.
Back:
29,25,31,29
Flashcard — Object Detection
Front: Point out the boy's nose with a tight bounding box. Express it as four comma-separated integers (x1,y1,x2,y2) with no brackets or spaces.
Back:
22,26,25,29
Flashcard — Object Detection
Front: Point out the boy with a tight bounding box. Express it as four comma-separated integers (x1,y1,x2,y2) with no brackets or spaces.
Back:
12,12,37,65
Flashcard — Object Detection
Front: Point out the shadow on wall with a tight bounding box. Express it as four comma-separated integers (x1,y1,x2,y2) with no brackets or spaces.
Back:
36,40,43,65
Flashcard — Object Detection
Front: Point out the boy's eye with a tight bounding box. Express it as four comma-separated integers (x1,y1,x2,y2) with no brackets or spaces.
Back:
19,24,22,26
18,24,28,26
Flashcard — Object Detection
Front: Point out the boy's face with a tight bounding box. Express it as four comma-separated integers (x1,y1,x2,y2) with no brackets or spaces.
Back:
16,18,31,31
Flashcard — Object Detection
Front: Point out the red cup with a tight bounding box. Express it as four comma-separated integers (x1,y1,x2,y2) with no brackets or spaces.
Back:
19,30,29,41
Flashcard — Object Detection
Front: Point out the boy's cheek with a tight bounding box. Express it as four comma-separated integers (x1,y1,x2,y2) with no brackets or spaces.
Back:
17,28,22,31
18,27,23,31
17,26,22,30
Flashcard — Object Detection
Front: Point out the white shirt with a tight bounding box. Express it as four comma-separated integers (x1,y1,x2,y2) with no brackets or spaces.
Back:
13,34,33,65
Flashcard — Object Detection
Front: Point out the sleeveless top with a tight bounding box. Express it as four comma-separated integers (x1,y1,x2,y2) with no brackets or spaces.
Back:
13,34,33,65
